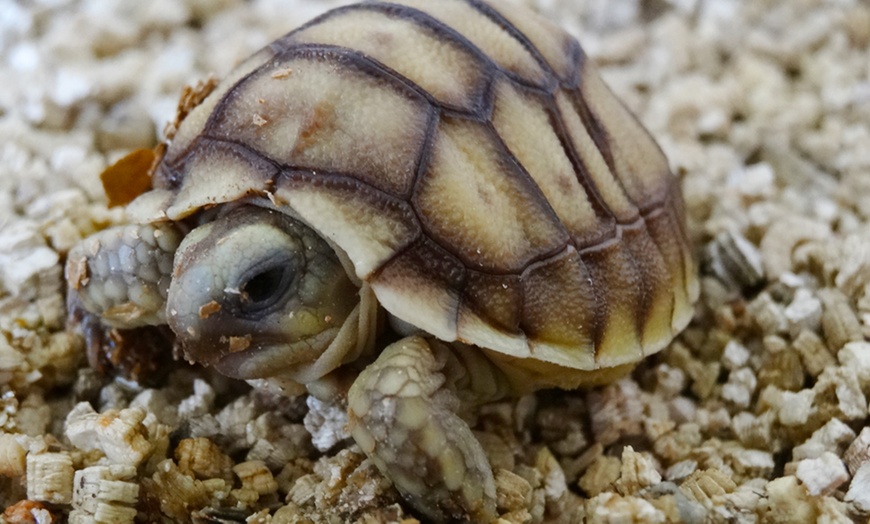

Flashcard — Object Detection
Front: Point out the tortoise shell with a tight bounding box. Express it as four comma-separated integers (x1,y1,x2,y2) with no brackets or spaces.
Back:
129,0,699,376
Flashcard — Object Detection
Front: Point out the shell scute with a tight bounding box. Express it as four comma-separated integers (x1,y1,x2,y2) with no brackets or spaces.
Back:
371,237,465,342
520,247,598,369
412,116,568,273
387,0,554,90
273,173,420,280
201,48,432,198
281,4,494,114
165,139,279,220
491,79,613,247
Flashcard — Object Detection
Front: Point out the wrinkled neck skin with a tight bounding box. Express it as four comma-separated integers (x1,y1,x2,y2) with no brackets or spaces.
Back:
163,205,379,395
251,282,382,399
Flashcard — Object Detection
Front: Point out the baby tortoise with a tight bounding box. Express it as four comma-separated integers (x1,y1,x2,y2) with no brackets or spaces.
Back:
66,1,699,521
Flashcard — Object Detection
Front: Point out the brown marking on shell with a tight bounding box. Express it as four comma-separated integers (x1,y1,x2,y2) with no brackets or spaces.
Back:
146,0,699,374
197,48,432,198
293,100,337,154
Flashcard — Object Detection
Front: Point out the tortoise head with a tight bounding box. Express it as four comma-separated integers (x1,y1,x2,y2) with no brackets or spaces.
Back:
167,206,358,379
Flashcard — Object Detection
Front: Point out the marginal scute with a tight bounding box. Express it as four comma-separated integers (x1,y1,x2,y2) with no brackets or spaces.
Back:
286,6,491,113
204,50,431,197
521,247,597,370
273,174,420,280
460,272,522,334
165,140,278,220
371,238,464,342
617,221,675,354
413,117,568,272
390,0,552,88
579,236,645,367
644,203,696,332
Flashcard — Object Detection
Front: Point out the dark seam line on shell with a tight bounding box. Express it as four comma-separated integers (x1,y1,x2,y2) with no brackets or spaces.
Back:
464,0,561,82
559,38,585,90
565,87,622,199
408,115,571,274
541,89,621,230
362,1,559,94
568,82,670,215
276,42,480,116
403,106,441,201
616,221,656,356
338,1,500,117
636,214,678,351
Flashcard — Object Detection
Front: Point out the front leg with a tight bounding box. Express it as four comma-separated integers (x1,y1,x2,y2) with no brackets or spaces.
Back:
66,222,182,329
347,336,510,522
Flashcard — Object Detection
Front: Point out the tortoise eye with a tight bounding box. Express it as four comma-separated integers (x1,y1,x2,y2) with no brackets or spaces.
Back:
237,261,295,316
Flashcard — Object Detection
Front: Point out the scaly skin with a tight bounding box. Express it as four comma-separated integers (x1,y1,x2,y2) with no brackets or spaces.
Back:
347,336,500,523
66,223,182,329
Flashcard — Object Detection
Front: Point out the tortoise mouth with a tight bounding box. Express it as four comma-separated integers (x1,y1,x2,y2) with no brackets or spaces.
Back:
204,328,340,380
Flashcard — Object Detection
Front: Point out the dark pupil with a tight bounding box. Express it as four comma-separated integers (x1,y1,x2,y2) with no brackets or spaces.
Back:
242,267,286,305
